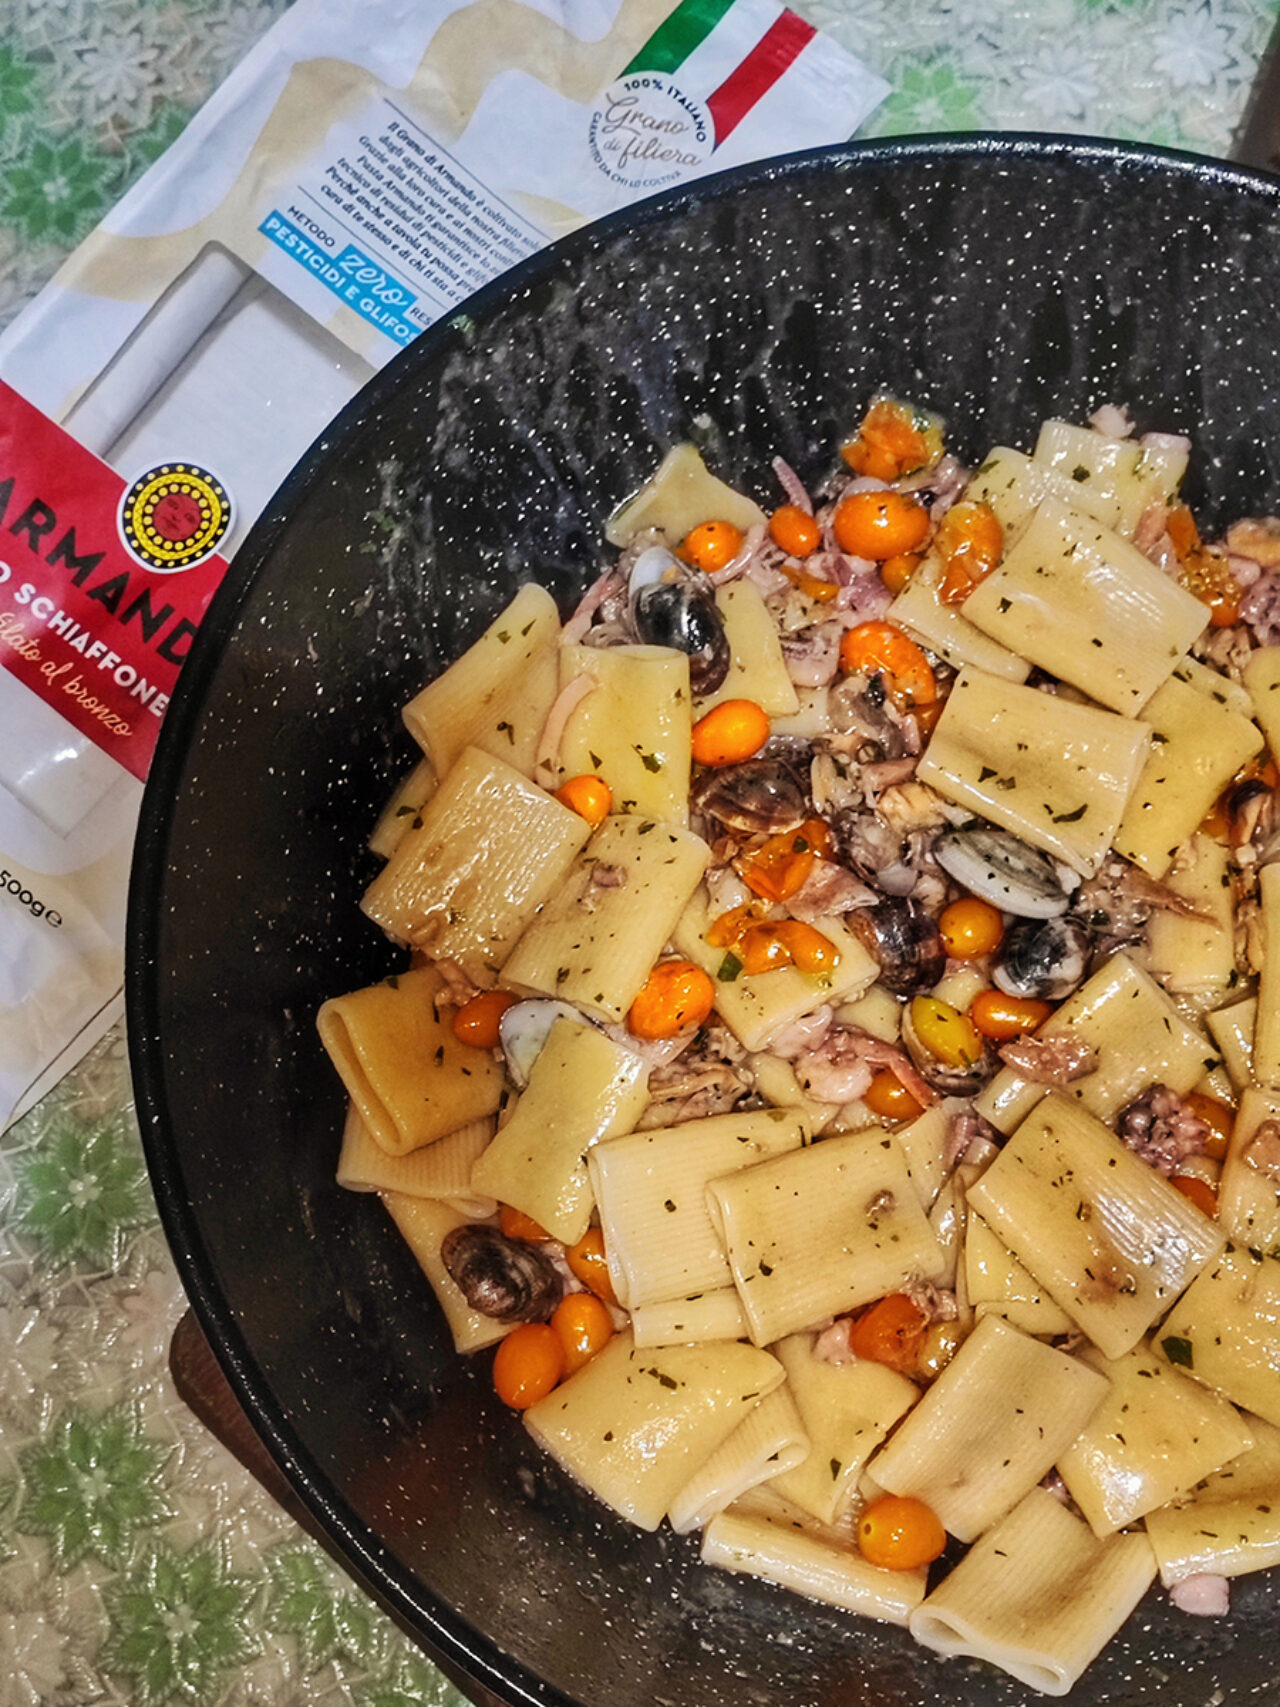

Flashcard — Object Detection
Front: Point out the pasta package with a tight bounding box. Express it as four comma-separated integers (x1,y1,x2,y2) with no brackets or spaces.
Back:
320,394,1280,1695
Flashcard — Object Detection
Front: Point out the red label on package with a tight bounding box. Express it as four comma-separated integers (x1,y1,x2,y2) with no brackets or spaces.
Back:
0,381,232,782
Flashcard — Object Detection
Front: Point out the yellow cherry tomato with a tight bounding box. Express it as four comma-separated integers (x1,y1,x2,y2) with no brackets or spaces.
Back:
552,1292,615,1375
555,773,613,826
565,1228,617,1306
690,698,770,767
628,960,716,1039
969,990,1054,1042
769,503,821,558
910,995,983,1068
832,490,930,561
493,1323,564,1410
857,1494,947,1571
679,520,743,572
938,897,1004,960
452,989,519,1050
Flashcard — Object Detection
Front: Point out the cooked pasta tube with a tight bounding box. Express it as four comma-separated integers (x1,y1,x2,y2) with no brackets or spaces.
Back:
890,1096,970,1211
865,1315,1108,1542
908,1486,1158,1696
360,746,591,974
554,644,692,821
888,548,1031,683
961,497,1207,715
767,1333,918,1528
963,444,1121,535
499,814,710,1022
1056,1341,1253,1537
605,441,765,548
975,952,1214,1136
317,964,505,1156
1143,833,1236,1002
469,1018,648,1246
1253,864,1280,1089
917,667,1151,877
380,1195,510,1354
367,756,437,861
708,1129,945,1347
1032,418,1187,537
967,1096,1225,1358
668,1387,810,1534
523,1331,784,1531
701,1506,927,1626
401,583,562,781
1114,663,1263,878
699,580,800,716
1207,995,1257,1091
1218,1087,1280,1255
964,1210,1075,1338
1243,644,1280,755
336,1105,497,1216
588,1108,810,1309
629,1288,749,1349
1145,1416,1280,1585
1156,1244,1280,1428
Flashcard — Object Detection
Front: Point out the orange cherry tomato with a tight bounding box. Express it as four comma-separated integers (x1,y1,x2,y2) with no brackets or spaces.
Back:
679,520,744,572
565,1228,617,1306
769,503,821,558
840,398,940,483
857,1494,947,1571
628,959,716,1039
838,621,938,711
500,1204,551,1242
936,500,1004,605
1166,503,1242,626
452,989,519,1050
690,698,770,767
551,1292,615,1375
969,989,1054,1042
832,490,930,561
863,1070,925,1122
555,773,613,827
493,1323,564,1409
938,897,1004,960
1172,1174,1218,1219
848,1293,929,1374
880,552,922,596
1183,1090,1234,1162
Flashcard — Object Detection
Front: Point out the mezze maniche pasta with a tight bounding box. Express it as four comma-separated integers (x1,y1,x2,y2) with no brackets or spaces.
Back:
319,395,1280,1696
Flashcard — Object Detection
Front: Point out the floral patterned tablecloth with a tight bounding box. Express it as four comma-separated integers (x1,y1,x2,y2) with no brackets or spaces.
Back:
1,2,1277,1704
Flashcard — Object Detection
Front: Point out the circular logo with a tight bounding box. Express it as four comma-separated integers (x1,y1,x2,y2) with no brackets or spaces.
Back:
119,462,232,572
587,72,714,193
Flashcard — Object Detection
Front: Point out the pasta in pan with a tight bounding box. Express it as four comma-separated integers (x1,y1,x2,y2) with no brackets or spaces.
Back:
319,394,1280,1694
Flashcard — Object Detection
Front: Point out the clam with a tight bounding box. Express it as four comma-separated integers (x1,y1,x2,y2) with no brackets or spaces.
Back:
849,899,946,995
439,1224,563,1323
992,916,1091,1002
689,758,809,835
934,828,1075,919
499,998,590,1087
628,547,730,695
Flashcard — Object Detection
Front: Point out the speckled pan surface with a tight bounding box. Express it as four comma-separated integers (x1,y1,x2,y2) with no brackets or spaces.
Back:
128,136,1280,1707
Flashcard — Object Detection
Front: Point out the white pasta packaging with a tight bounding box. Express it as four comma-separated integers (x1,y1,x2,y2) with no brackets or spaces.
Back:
0,0,887,1130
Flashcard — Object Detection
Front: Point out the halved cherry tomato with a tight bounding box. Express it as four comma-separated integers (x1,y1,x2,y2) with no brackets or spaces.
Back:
551,1292,615,1375
848,1293,929,1373
452,989,519,1049
863,1070,925,1123
679,520,743,572
838,620,938,711
1166,503,1242,627
936,500,1004,605
1183,1090,1234,1162
493,1323,564,1409
832,490,930,561
857,1494,947,1571
736,920,840,976
555,773,613,826
691,699,770,767
840,398,941,482
778,561,839,602
769,503,821,558
938,897,1004,960
969,989,1054,1041
735,818,830,904
628,960,715,1039
1172,1174,1218,1218
565,1228,617,1306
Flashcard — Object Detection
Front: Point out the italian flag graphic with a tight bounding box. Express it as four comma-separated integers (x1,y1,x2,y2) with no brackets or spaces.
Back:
624,0,838,153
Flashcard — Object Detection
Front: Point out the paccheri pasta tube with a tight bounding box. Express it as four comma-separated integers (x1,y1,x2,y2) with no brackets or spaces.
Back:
319,399,1280,1694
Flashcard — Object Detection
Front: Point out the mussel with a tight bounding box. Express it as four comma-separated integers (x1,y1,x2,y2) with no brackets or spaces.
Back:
628,547,730,695
439,1224,564,1323
849,899,946,995
993,916,1091,1002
